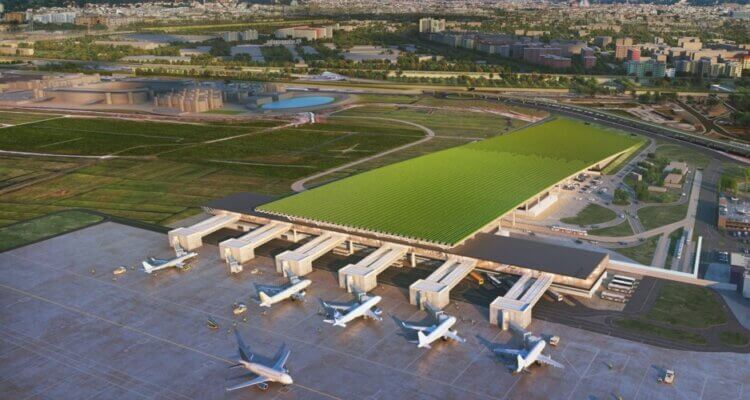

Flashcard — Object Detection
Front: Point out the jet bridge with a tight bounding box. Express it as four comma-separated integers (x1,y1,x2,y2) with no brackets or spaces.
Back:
338,243,409,292
489,272,553,330
275,232,347,277
409,258,476,310
218,221,292,272
167,212,241,251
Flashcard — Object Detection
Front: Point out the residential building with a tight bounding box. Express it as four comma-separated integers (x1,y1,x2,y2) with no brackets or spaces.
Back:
419,17,445,33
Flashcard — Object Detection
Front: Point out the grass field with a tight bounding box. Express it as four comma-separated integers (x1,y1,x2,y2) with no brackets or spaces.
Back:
719,331,749,347
0,210,102,252
655,143,711,169
648,282,726,328
614,318,707,345
334,105,524,138
560,204,617,227
588,221,634,237
260,117,643,246
615,282,739,347
617,235,659,265
0,114,428,226
0,111,61,125
638,202,688,231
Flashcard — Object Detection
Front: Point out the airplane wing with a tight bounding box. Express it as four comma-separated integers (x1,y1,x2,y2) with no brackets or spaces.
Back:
493,347,523,356
226,375,270,392
272,347,291,370
323,302,351,311
444,330,466,343
365,308,381,320
536,354,565,369
401,322,431,332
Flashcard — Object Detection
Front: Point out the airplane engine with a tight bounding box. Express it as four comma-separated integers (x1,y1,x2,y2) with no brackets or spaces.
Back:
258,383,269,391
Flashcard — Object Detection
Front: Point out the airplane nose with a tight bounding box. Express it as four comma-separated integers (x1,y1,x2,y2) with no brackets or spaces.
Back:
282,375,294,385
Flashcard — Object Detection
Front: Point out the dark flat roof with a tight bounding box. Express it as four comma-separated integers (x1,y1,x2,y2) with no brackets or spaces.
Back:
453,233,607,280
205,192,278,216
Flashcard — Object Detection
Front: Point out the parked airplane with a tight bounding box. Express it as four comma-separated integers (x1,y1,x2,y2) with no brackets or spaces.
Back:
322,289,382,328
258,273,312,308
141,252,197,274
493,330,564,373
402,310,465,349
226,329,293,392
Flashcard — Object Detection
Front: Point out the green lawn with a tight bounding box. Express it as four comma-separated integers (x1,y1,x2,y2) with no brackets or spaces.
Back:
560,204,617,227
260,117,643,246
334,105,525,138
614,318,707,345
647,282,726,328
0,111,61,125
617,235,659,265
638,203,688,231
0,117,280,156
655,143,710,169
588,220,634,237
719,331,749,347
0,210,103,252
0,115,427,226
202,109,245,115
601,139,648,175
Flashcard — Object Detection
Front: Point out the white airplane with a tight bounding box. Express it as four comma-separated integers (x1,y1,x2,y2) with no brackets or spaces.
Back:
258,273,312,308
226,329,293,392
322,289,382,328
402,311,466,349
141,252,197,274
493,331,564,374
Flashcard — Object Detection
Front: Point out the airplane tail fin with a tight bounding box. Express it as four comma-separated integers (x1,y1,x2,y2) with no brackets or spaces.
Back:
142,261,154,274
417,331,431,349
258,291,272,307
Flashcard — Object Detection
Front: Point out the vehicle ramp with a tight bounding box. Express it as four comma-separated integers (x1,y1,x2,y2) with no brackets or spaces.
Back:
275,232,347,277
489,273,553,330
409,258,477,310
338,243,409,292
168,212,241,251
218,221,292,270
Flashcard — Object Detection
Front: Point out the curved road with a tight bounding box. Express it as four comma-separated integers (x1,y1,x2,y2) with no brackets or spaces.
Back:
290,113,436,192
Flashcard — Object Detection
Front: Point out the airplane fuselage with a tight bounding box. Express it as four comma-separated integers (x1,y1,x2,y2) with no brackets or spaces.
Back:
334,295,382,327
515,340,546,373
418,315,459,348
142,252,197,274
239,360,293,386
259,279,312,307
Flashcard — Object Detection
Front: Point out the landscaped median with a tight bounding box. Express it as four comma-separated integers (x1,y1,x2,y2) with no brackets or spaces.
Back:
259,117,643,247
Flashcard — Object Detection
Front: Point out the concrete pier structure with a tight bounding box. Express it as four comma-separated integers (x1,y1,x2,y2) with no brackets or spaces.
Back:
219,221,291,267
275,232,346,277
489,273,553,330
409,258,476,309
338,243,408,292
167,212,240,251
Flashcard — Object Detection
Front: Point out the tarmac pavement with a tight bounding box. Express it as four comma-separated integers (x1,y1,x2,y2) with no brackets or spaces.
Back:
1,222,749,400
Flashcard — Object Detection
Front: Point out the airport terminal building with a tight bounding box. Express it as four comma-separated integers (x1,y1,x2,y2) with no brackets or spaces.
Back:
170,118,639,329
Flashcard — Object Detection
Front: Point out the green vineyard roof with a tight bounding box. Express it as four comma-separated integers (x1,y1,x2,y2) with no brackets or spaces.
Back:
258,118,642,247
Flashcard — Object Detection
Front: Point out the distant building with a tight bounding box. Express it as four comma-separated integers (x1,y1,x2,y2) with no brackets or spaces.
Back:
593,36,612,49
615,44,636,60
627,47,640,61
623,59,667,78
678,37,702,51
419,18,446,34
3,12,26,23
275,25,333,41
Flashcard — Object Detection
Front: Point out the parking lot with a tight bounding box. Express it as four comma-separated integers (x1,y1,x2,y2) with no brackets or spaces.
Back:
1,222,749,399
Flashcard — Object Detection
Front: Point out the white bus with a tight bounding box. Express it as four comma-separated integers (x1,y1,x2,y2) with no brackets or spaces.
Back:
601,290,627,303
607,282,634,293
611,278,635,288
551,225,588,236
612,274,637,286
